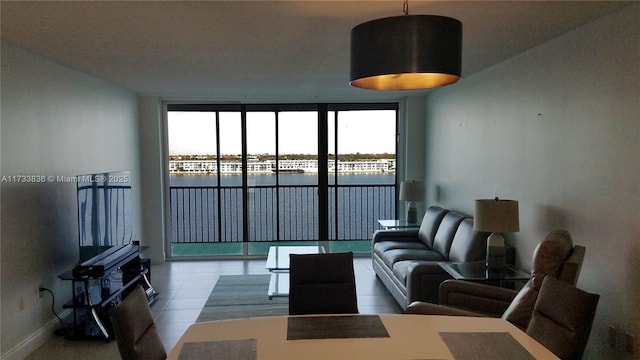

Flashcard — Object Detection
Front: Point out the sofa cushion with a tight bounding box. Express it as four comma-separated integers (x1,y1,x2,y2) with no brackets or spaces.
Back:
448,218,488,262
393,260,445,287
381,248,445,268
417,206,449,248
392,260,415,285
373,240,430,255
432,212,466,258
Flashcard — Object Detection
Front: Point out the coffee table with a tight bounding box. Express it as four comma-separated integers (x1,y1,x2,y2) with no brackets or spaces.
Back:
266,245,325,299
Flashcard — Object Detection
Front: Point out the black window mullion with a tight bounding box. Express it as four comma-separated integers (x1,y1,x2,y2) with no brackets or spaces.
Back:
317,104,329,243
333,110,340,241
215,112,223,243
241,106,249,244
275,111,281,241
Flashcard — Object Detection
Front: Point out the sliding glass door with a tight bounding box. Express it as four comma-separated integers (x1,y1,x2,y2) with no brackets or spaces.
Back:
327,107,397,245
245,109,319,245
166,103,397,258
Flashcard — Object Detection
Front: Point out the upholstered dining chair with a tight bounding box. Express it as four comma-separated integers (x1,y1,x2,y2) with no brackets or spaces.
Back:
288,251,358,315
110,285,166,360
526,276,599,360
406,229,586,330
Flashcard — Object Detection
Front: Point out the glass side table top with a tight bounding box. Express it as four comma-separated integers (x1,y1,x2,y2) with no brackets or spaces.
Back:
439,262,531,282
378,219,420,229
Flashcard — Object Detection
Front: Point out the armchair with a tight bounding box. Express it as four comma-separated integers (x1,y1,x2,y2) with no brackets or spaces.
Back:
527,276,599,360
406,229,585,330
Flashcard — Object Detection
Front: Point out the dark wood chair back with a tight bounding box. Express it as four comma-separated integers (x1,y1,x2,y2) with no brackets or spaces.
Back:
110,285,166,360
526,276,599,360
288,252,358,315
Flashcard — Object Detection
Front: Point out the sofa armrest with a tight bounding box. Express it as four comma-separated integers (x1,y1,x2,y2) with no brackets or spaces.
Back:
372,229,420,245
405,262,453,304
438,280,519,318
405,301,486,317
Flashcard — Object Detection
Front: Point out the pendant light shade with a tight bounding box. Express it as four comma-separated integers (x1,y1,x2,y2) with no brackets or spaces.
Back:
350,15,462,90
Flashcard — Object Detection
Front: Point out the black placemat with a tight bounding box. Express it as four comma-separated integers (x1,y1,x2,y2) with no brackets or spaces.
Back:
178,339,257,360
439,332,536,360
287,315,390,340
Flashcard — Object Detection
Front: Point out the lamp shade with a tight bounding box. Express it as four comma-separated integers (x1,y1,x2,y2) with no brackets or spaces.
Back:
350,15,462,90
474,198,519,233
399,181,425,202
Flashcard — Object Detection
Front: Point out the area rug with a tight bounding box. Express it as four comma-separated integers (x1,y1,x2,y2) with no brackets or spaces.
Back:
196,274,288,322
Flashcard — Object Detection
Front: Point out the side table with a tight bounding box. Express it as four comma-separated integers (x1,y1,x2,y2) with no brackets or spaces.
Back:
439,262,530,289
377,219,420,230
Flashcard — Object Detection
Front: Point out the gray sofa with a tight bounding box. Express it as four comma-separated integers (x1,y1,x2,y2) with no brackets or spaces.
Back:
373,206,506,309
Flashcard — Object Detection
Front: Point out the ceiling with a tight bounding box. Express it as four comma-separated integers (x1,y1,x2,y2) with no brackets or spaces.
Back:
0,1,631,102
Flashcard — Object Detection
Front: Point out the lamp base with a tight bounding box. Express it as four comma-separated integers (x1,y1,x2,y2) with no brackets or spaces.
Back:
486,232,506,269
407,203,417,224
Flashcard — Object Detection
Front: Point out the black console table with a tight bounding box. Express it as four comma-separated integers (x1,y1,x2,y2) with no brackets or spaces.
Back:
58,244,158,340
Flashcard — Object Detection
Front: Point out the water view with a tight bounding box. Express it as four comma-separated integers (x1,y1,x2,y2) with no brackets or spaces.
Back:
170,173,395,186
169,173,396,245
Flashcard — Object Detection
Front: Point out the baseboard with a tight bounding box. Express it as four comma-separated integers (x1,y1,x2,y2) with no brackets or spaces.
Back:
0,310,71,360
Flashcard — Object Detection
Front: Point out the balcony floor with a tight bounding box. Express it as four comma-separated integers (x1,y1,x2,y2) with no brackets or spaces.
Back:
26,256,401,359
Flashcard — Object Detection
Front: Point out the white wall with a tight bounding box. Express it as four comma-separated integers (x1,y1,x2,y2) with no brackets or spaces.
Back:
401,96,427,218
138,96,167,263
423,4,639,359
0,42,140,358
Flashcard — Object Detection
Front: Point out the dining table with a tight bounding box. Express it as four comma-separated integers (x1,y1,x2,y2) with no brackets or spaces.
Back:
167,313,559,359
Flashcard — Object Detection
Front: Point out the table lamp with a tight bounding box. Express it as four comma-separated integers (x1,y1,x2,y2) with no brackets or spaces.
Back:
473,198,519,269
399,180,425,224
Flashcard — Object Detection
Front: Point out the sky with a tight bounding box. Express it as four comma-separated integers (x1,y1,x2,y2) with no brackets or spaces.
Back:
168,110,396,156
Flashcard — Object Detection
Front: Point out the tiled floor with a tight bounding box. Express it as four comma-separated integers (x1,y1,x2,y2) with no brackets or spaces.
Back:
26,257,401,359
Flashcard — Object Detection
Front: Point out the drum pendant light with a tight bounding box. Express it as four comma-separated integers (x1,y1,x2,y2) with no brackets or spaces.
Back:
350,2,462,90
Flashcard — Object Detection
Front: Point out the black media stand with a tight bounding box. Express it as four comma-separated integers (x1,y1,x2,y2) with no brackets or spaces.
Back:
58,244,159,340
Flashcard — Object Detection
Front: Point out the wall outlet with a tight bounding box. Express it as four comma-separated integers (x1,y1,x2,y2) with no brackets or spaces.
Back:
626,332,636,353
38,286,44,299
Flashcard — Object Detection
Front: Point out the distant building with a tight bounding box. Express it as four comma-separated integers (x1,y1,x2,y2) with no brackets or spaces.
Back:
169,159,395,174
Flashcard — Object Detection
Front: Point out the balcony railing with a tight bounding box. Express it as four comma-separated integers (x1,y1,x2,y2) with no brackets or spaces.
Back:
169,184,396,244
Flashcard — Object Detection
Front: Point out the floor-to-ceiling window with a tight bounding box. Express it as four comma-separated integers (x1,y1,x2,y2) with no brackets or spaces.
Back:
328,107,397,246
245,108,320,245
166,103,397,258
